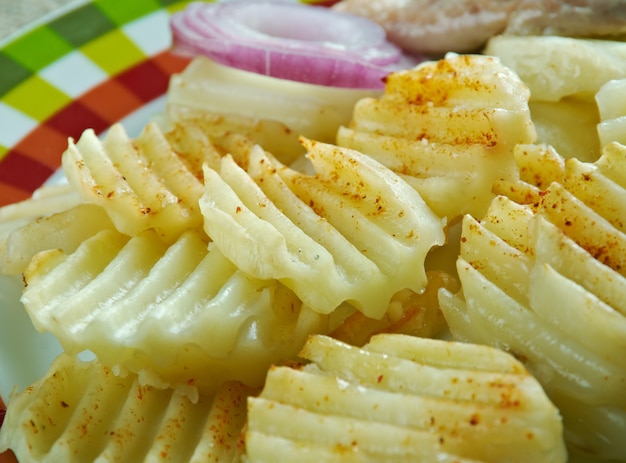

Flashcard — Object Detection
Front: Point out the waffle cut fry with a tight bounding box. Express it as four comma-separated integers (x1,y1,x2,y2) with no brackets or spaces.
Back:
596,78,626,149
484,36,626,162
0,203,115,275
440,143,626,459
20,227,327,396
0,354,255,463
62,122,208,244
244,334,567,463
199,137,446,319
337,53,536,220
165,56,382,146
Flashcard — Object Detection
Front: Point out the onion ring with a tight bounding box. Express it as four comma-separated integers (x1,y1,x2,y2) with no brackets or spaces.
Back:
169,1,419,89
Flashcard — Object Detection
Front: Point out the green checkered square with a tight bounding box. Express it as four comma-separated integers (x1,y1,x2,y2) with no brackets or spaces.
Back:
163,0,200,13
2,26,73,72
159,0,193,6
95,0,162,25
0,52,33,96
48,3,116,48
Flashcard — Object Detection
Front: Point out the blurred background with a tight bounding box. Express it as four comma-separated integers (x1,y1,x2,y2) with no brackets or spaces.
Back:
1,0,77,40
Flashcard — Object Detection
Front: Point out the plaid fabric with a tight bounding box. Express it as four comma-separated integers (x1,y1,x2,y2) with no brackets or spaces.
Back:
0,0,199,206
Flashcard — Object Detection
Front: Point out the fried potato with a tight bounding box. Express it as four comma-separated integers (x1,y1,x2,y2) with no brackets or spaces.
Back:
0,353,255,463
538,182,626,275
484,36,626,164
596,141,626,187
444,257,626,402
166,56,381,145
163,119,225,172
337,53,536,220
245,334,566,463
459,214,531,305
512,143,566,189
528,99,600,162
596,78,626,149
485,35,626,102
531,215,626,317
0,183,81,274
21,228,327,394
493,143,566,205
440,145,626,459
0,204,115,275
200,138,445,318
480,194,534,252
62,123,207,243
329,270,457,347
165,107,304,167
0,183,77,231
563,157,626,233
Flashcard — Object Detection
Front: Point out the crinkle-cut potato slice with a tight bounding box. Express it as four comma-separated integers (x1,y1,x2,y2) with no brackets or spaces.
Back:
21,228,327,395
329,270,457,347
439,289,626,463
527,99,600,163
0,183,80,273
531,215,626,318
245,334,566,463
165,106,304,168
165,56,381,145
485,35,626,102
442,257,626,460
0,204,116,275
509,143,566,190
538,182,626,276
479,195,534,253
163,119,225,173
441,147,626,458
0,353,256,463
383,53,531,110
62,122,208,243
200,138,445,319
337,53,536,220
493,143,566,205
596,141,626,188
563,157,626,234
336,128,518,220
163,118,281,177
0,182,78,234
459,214,531,306
596,79,626,151
244,431,482,463
347,99,530,147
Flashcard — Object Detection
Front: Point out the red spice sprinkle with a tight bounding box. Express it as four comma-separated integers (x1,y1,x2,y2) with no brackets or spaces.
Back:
377,374,384,383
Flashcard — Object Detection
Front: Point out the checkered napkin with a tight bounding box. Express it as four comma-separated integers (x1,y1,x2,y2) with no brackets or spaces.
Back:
0,0,192,206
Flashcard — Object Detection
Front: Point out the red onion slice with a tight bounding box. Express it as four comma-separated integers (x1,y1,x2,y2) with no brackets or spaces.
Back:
170,1,420,89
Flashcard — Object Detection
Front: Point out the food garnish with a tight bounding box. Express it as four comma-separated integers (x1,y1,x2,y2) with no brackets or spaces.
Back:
169,1,419,89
